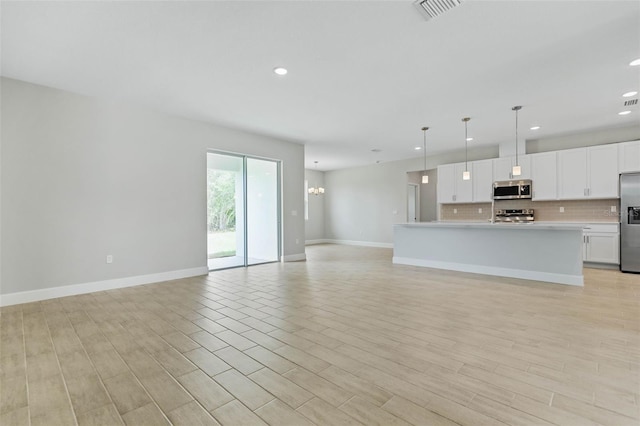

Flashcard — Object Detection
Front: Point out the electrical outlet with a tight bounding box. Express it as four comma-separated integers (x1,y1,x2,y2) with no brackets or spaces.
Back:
454,208,458,214
611,206,617,213
291,210,297,216
559,207,565,213
106,255,113,264
296,238,299,244
478,208,482,214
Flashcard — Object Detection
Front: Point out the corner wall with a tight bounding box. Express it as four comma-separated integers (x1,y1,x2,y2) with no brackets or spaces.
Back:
0,78,305,302
304,169,325,242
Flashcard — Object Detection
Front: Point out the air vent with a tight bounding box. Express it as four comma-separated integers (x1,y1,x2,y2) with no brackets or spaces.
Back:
415,0,463,20
624,99,638,106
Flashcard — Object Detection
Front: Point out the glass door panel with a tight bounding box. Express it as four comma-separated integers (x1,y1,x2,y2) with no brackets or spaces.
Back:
246,158,280,265
207,153,246,270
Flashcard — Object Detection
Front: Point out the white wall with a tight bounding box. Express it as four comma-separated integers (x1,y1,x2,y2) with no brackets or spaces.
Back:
304,168,325,242
0,78,305,298
527,125,640,154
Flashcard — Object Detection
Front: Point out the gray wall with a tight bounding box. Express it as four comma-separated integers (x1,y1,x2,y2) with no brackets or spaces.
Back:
420,169,438,222
324,146,497,245
1,78,305,295
405,170,437,222
304,168,325,241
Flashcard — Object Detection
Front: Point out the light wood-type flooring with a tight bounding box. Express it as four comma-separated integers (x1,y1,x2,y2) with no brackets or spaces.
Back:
1,244,639,425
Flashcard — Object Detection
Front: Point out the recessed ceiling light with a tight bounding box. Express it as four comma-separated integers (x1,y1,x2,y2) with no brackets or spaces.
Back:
623,91,638,97
630,58,640,67
619,110,632,115
530,126,541,130
273,67,288,75
415,146,422,150
466,137,473,142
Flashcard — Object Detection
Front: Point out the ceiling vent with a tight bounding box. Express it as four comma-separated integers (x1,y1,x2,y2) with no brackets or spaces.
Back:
624,99,638,106
414,0,463,20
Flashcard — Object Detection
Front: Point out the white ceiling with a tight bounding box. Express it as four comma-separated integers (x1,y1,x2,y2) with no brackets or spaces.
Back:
2,1,639,171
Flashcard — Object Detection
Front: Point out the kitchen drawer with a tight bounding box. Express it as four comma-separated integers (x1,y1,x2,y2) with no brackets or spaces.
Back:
582,224,619,233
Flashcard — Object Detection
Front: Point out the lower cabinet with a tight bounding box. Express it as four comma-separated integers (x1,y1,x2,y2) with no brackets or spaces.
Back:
583,224,619,265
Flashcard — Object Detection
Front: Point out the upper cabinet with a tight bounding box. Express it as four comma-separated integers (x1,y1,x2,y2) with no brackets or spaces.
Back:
558,144,618,199
588,144,619,198
435,141,628,205
437,164,456,204
558,148,588,199
493,155,531,181
437,162,473,204
619,140,640,173
472,159,494,203
530,151,557,200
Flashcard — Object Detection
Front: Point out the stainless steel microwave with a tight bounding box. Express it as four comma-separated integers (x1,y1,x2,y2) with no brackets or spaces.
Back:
493,179,532,200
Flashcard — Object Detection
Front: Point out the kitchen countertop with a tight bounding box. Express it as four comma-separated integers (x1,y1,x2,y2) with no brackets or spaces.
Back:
395,222,586,231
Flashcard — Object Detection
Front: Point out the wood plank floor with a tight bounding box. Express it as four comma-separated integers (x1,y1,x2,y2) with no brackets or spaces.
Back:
1,244,639,425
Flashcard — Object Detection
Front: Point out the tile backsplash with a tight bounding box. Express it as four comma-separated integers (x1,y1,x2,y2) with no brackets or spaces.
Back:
440,199,620,222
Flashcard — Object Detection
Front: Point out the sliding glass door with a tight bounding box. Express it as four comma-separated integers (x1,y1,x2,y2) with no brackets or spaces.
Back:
246,157,280,265
207,152,280,270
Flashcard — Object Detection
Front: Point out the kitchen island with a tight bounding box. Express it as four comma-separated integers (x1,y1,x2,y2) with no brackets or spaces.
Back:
393,222,585,286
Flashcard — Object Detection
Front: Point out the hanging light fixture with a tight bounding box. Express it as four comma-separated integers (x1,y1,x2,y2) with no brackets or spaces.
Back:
512,105,522,177
421,127,429,184
462,117,471,180
308,161,325,195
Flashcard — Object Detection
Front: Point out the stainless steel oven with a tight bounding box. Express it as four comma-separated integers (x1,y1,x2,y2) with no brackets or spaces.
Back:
495,209,535,223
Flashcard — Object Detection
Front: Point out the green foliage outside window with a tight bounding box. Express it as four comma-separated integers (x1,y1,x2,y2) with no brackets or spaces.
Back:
207,169,236,233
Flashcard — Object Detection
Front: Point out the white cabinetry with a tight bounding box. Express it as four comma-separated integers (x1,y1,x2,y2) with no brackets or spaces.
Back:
472,159,494,202
493,155,531,181
618,140,640,173
588,144,619,198
582,224,619,265
558,145,618,199
437,163,472,204
437,164,456,204
558,148,588,199
530,151,557,200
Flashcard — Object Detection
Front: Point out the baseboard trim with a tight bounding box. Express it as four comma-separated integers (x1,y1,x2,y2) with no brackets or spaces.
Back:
392,256,584,287
305,239,330,245
0,266,209,307
584,262,619,270
282,253,307,262
325,239,394,249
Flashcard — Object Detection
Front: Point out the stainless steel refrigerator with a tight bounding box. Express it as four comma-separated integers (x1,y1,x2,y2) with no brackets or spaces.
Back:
620,173,640,273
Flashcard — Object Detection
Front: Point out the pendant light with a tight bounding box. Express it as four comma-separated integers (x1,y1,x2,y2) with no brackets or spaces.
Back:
421,127,429,184
462,117,471,180
308,161,325,195
512,106,522,177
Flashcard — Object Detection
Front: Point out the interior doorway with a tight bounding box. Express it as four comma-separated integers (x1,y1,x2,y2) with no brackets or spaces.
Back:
207,152,281,270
